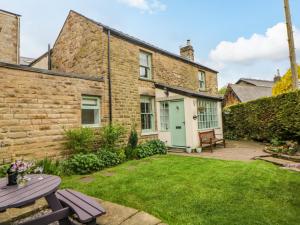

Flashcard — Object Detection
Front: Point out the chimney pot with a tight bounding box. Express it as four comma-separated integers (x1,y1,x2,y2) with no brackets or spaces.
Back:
180,39,194,61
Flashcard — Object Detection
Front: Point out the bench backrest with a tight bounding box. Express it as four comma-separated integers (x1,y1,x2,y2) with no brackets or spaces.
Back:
198,130,215,141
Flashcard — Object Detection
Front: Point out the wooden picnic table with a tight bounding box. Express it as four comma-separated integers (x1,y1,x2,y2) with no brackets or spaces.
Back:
0,174,70,225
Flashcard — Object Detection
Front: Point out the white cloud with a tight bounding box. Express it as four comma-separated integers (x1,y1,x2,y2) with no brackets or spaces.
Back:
210,22,300,64
118,0,166,13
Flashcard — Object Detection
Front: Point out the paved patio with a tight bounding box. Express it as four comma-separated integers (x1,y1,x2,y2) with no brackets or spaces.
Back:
170,140,269,161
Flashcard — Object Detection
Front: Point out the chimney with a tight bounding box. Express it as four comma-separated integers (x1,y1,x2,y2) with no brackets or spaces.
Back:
273,69,281,83
180,40,194,61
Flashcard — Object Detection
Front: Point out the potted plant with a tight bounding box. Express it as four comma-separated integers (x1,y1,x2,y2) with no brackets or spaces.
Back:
196,147,202,153
7,160,33,186
186,147,192,153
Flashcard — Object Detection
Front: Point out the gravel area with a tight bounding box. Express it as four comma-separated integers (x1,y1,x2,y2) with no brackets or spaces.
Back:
12,209,82,225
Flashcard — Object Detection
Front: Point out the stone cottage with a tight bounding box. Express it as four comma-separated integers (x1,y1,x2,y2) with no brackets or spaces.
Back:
0,9,223,160
223,78,275,107
31,10,223,149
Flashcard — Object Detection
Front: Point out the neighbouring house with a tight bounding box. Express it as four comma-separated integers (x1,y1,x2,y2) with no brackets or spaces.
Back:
223,78,277,107
0,9,223,160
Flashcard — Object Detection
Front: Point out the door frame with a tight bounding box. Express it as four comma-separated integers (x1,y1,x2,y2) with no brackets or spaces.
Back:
169,100,186,147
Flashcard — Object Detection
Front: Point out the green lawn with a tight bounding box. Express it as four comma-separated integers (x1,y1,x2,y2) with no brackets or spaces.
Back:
61,155,300,225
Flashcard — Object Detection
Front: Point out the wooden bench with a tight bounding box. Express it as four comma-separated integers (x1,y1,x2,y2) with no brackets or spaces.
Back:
56,189,106,225
198,130,225,152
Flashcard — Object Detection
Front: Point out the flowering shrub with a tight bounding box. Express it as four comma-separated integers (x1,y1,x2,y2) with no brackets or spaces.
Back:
7,160,33,174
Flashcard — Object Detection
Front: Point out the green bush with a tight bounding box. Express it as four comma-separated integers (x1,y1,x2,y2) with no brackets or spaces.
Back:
99,124,126,151
97,150,121,167
117,149,127,163
64,153,104,175
147,140,168,155
136,139,167,159
35,158,63,175
65,128,95,154
128,126,138,149
0,164,9,178
136,144,153,159
125,146,138,159
223,90,300,142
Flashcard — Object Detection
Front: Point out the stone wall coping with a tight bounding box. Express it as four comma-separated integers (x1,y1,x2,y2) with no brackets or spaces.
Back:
0,9,21,17
0,61,104,82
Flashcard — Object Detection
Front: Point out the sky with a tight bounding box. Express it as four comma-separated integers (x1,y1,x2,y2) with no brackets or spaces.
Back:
1,0,299,88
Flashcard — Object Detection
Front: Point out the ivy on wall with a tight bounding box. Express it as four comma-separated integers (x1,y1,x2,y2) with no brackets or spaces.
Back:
223,90,300,142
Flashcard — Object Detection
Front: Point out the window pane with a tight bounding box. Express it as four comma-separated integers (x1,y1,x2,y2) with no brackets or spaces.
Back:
140,96,154,132
139,53,148,66
82,109,95,124
81,96,100,126
198,71,206,90
83,98,97,106
197,100,218,130
140,67,147,78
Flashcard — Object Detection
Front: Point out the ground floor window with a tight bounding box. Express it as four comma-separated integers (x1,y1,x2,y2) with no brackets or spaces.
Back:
160,101,169,131
140,96,155,133
197,99,218,130
81,96,100,127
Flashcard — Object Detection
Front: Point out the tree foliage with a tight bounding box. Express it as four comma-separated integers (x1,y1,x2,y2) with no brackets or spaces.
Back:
272,66,300,96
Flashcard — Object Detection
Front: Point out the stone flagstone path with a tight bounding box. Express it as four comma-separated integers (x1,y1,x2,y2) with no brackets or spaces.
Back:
0,198,167,225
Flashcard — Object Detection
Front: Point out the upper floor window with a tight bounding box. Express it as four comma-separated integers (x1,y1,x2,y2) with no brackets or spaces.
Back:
198,71,206,91
81,96,100,127
139,51,152,79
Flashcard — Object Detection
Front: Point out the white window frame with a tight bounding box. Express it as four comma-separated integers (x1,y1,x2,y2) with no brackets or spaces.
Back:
160,101,169,131
140,96,155,133
197,99,218,130
139,51,152,80
81,96,101,128
198,71,206,91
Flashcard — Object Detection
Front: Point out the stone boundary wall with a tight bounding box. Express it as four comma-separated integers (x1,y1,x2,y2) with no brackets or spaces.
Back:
0,63,104,161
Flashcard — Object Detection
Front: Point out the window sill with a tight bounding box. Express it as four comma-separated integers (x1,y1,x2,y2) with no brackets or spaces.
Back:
198,127,220,132
82,124,101,128
139,78,154,83
141,131,158,136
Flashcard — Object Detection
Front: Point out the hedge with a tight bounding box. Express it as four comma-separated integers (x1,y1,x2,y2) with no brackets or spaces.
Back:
223,90,300,142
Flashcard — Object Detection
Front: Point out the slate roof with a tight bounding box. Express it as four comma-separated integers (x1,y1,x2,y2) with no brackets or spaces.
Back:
155,82,223,101
67,10,218,74
20,57,35,66
236,78,274,88
229,84,272,102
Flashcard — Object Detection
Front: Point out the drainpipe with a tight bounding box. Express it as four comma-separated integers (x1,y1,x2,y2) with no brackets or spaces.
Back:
47,44,51,70
107,29,112,124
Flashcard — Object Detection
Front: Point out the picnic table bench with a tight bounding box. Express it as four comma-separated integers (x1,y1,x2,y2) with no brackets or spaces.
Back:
0,174,105,225
199,130,225,152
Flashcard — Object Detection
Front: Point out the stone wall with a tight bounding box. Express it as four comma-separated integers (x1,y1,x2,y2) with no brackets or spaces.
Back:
0,64,104,161
30,53,48,69
51,11,219,141
223,87,240,107
0,11,19,64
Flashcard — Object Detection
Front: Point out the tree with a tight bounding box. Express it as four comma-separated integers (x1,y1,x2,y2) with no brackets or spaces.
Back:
272,65,300,96
218,86,227,95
